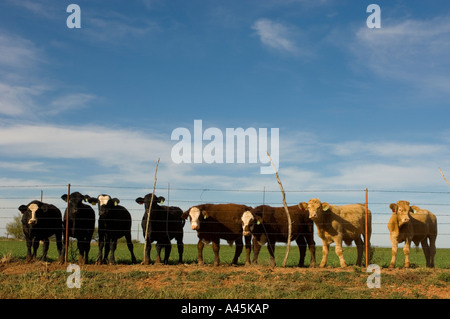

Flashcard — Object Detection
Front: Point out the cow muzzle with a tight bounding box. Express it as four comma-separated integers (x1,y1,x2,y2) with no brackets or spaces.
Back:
28,219,37,225
399,218,410,227
191,223,199,230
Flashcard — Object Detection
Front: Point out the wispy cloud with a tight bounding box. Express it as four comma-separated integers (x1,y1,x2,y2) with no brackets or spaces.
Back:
351,15,450,94
252,18,305,55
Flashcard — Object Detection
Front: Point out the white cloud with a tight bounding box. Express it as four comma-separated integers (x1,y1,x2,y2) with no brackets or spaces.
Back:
352,15,450,94
252,18,303,55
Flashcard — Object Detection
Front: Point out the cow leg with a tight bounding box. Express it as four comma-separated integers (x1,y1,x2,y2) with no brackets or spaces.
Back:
389,235,398,268
55,232,63,264
109,239,117,265
306,235,316,268
143,239,152,265
25,237,33,263
334,240,347,268
197,239,205,265
429,235,436,268
244,235,252,266
267,241,276,267
41,238,49,261
252,239,261,264
403,239,411,268
232,237,243,266
163,242,172,265
319,241,329,268
355,236,364,266
212,239,220,266
296,236,307,267
96,233,105,264
155,243,163,264
420,238,431,268
176,238,184,264
31,238,39,261
125,233,137,264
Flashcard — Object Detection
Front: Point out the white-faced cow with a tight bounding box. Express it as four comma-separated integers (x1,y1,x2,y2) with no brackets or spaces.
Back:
242,204,316,267
182,203,252,266
18,200,64,263
136,193,185,265
61,192,96,264
302,198,371,268
87,194,137,265
388,200,438,268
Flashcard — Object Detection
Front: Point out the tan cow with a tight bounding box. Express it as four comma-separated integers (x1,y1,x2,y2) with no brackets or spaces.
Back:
301,198,371,268
388,201,437,268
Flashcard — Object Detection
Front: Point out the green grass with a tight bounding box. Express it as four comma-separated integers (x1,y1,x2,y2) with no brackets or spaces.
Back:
0,239,448,299
1,239,449,268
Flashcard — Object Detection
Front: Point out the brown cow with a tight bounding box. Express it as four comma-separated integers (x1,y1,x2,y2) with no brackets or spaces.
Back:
302,198,371,268
242,204,316,267
182,203,252,266
388,201,437,268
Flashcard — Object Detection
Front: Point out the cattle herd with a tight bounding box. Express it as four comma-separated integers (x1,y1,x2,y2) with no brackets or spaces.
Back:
18,192,438,268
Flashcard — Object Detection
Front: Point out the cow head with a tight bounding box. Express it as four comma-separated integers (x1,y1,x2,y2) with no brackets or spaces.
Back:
241,210,262,236
135,193,165,213
61,192,91,215
305,198,330,221
87,194,120,216
182,206,208,230
389,201,415,227
18,201,50,226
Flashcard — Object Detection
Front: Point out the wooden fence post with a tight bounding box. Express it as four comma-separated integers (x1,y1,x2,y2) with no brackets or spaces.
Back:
143,158,160,264
267,152,291,267
64,184,71,264
365,188,369,268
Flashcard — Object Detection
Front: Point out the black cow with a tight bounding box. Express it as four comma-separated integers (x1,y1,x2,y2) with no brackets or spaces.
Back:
242,204,316,267
18,200,64,263
136,193,185,265
182,203,253,266
61,192,96,264
87,194,137,264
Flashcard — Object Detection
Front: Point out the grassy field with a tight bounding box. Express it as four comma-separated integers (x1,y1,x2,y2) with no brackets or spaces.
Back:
0,240,449,299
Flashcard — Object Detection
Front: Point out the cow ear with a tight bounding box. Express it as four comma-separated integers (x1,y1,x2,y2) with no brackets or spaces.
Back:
389,203,397,213
18,205,28,214
410,205,419,214
158,196,165,204
112,198,120,206
202,210,209,219
135,197,145,205
298,202,308,211
86,197,98,206
322,202,330,211
255,215,263,225
61,194,68,202
181,211,189,219
83,195,92,203
41,204,49,212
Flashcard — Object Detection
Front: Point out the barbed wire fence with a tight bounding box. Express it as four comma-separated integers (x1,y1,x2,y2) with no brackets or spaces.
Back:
0,184,449,250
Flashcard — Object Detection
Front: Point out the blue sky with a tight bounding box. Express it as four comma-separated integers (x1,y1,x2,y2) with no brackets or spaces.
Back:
0,0,449,248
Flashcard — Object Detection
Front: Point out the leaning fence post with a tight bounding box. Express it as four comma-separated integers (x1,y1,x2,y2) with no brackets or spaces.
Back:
365,188,369,268
64,184,71,264
143,158,160,264
267,152,291,267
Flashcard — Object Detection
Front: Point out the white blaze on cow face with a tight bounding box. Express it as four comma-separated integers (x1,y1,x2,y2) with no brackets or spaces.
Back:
241,211,254,236
189,207,201,230
98,195,111,207
28,203,39,224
